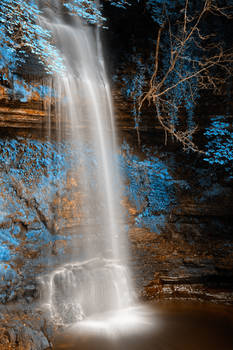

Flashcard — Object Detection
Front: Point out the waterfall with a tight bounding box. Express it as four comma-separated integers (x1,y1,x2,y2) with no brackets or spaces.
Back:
38,5,135,325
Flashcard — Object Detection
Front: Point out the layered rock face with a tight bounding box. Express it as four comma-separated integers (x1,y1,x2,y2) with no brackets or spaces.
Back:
114,92,233,304
0,79,233,349
0,84,232,307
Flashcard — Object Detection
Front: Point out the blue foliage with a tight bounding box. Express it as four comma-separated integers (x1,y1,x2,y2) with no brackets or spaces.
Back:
110,0,131,9
0,0,131,77
0,138,73,267
0,137,128,270
0,263,17,283
2,74,55,102
119,50,154,128
63,0,104,24
204,116,233,170
120,142,179,233
13,82,32,102
145,0,179,26
115,0,200,135
160,35,199,131
0,246,11,262
0,0,60,72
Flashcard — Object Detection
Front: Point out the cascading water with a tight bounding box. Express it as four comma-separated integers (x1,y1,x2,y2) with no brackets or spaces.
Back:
39,4,136,326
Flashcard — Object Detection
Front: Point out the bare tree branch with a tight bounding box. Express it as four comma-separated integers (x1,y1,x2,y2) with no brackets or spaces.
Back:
139,0,233,153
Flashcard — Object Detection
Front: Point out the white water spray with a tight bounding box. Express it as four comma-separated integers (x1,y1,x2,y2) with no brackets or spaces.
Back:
39,5,137,325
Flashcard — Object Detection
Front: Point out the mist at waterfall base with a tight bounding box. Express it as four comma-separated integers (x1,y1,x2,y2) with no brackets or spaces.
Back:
38,4,156,338
53,302,233,350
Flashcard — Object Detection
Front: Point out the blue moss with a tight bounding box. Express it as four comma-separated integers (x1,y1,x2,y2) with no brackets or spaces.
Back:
0,137,74,265
0,246,11,262
204,116,233,173
120,142,179,233
117,51,154,128
9,78,55,102
0,263,17,282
